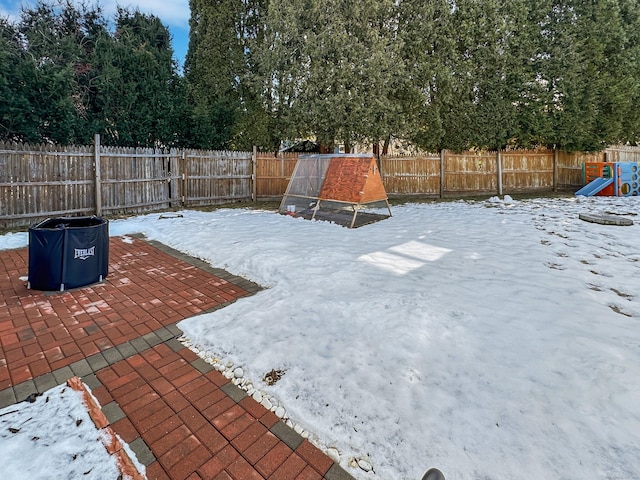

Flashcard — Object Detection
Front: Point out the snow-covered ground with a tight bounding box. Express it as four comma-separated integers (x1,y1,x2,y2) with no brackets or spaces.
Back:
0,384,123,479
1,196,639,479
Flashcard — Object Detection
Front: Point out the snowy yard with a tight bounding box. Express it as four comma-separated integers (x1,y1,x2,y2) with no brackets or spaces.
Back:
1,196,639,479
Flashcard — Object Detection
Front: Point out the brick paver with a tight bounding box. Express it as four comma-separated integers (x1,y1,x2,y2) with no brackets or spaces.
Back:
96,343,346,480
0,235,354,480
0,236,251,392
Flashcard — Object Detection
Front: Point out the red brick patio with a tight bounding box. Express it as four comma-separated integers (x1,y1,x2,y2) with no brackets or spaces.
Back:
0,235,354,480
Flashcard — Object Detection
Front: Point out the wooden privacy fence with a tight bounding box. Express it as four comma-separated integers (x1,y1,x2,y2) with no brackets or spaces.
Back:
0,135,253,229
256,148,612,198
255,151,299,199
1,139,637,230
380,149,604,197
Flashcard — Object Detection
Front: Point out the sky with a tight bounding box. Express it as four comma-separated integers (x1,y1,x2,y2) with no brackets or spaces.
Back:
1,195,639,479
0,0,190,69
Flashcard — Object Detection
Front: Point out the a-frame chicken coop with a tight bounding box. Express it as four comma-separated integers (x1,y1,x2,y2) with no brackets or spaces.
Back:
279,154,392,228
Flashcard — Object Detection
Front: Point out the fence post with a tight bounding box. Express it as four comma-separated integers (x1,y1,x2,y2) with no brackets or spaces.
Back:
252,146,257,202
182,149,188,207
440,149,446,198
553,148,558,192
94,133,102,216
497,151,503,195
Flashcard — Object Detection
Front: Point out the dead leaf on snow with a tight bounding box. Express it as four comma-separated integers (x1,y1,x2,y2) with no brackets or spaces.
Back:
263,369,285,386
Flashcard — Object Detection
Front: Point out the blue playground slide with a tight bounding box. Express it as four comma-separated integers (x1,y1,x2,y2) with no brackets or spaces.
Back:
575,177,614,196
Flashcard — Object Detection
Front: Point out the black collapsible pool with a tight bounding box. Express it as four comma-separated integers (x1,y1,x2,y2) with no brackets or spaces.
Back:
28,216,109,291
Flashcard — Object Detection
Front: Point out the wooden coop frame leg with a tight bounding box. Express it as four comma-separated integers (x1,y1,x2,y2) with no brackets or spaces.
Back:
349,205,359,229
311,199,321,220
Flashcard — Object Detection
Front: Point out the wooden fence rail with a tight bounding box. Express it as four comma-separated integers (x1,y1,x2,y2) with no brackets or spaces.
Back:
1,138,637,230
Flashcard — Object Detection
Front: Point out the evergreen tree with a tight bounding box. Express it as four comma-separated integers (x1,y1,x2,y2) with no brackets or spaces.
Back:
0,19,36,141
539,0,639,150
396,0,455,151
618,0,640,144
255,0,404,152
186,0,268,150
4,0,639,151
93,8,179,147
0,0,186,147
13,0,83,143
60,2,111,143
511,2,554,148
434,0,535,151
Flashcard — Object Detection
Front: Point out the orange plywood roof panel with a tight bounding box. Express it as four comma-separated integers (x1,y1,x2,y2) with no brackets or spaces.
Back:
318,156,387,204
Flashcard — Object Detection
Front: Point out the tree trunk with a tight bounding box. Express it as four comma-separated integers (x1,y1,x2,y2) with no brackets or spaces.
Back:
382,136,390,155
